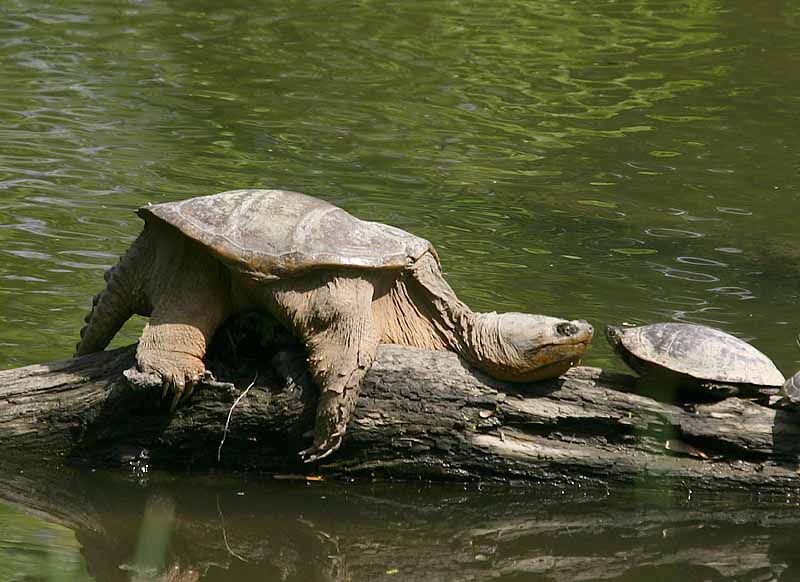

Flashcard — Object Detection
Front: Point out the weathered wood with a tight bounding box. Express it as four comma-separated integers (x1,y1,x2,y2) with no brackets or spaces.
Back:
2,344,800,491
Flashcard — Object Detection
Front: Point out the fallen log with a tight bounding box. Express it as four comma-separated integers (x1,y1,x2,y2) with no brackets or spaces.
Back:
2,342,800,492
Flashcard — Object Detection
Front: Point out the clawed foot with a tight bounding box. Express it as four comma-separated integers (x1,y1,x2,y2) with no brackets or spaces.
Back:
124,352,207,411
299,429,345,463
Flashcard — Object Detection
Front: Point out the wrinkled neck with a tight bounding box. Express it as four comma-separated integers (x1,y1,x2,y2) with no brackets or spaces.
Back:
405,252,511,366
420,283,478,356
406,252,479,355
460,312,515,372
429,301,511,370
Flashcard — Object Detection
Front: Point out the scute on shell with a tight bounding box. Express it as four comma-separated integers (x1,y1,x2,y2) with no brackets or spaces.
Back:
138,189,432,279
613,323,784,387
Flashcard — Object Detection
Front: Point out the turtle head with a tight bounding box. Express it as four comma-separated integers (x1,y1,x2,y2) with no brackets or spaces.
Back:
604,324,623,347
474,313,593,382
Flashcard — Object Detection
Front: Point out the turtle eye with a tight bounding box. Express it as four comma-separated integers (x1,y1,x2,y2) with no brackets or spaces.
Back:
556,322,578,337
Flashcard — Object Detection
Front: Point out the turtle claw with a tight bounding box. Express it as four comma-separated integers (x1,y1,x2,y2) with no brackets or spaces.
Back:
158,369,239,411
300,431,344,463
123,361,203,412
168,392,180,412
165,371,232,411
162,373,200,412
167,382,189,413
128,351,205,411
157,372,183,410
161,379,175,401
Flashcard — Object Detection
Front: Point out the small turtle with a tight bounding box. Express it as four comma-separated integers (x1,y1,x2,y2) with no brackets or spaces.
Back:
781,371,800,407
605,322,784,400
783,334,800,407
76,189,593,461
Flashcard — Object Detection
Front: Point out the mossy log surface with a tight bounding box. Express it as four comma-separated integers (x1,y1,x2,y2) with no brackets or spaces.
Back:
2,344,800,492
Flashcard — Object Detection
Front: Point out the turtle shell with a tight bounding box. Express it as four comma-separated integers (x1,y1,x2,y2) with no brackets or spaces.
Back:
782,371,800,403
608,322,784,387
138,189,432,279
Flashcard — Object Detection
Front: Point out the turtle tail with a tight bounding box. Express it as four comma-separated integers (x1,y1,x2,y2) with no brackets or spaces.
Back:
75,228,152,356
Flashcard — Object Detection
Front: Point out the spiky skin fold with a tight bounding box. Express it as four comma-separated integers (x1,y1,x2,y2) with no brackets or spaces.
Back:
77,220,591,460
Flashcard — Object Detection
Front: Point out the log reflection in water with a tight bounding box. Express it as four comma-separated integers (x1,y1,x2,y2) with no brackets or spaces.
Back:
1,462,800,581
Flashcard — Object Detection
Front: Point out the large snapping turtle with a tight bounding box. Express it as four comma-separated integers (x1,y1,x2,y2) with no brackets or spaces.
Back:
76,189,593,460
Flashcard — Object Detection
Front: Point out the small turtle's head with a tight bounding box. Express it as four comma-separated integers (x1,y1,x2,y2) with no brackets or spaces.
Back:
476,313,593,382
604,324,624,348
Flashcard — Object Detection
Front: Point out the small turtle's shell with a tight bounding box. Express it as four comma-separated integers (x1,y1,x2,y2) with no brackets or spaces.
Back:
782,371,800,404
138,189,433,279
608,323,784,387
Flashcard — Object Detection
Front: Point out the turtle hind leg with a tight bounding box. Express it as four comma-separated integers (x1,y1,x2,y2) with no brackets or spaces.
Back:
75,228,154,356
270,274,379,462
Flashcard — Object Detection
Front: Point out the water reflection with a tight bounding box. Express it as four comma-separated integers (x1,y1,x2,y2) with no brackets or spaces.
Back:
716,206,753,216
644,228,704,238
676,256,727,267
2,464,800,582
650,263,720,283
708,286,756,300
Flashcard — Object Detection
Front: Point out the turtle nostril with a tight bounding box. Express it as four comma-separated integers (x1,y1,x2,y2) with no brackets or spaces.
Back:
556,322,578,337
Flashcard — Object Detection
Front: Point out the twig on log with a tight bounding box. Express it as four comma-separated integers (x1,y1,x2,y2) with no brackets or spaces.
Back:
217,374,257,462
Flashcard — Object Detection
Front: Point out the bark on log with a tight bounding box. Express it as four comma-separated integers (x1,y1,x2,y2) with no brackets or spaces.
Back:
2,343,800,492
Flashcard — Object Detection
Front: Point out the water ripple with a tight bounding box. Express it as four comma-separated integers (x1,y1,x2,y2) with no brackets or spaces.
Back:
645,228,704,238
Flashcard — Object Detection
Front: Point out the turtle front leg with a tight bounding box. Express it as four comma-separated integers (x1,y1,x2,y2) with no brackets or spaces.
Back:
129,249,230,409
133,321,214,408
271,275,379,462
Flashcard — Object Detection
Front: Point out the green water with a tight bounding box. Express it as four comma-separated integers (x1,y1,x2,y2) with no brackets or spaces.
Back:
2,465,800,582
1,0,800,579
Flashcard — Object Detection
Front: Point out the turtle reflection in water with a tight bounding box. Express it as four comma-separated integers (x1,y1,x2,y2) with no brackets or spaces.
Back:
606,322,785,402
75,189,593,461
